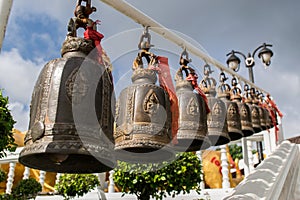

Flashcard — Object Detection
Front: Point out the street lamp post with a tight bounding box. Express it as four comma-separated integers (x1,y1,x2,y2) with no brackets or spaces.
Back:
226,43,274,164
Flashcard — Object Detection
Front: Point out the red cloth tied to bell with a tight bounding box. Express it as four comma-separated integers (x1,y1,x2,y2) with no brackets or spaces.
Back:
84,21,104,65
149,56,179,144
186,73,210,114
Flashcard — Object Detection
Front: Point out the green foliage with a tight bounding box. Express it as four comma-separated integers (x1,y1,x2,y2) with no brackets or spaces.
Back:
55,174,100,200
0,169,6,183
113,152,202,200
0,90,17,158
12,178,42,199
229,144,243,160
0,194,15,200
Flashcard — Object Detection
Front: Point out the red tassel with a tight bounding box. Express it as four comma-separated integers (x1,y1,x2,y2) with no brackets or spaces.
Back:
149,56,179,144
186,73,210,114
84,24,104,64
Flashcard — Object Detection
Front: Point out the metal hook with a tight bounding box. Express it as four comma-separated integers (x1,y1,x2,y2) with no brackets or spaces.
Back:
179,48,192,65
138,26,154,50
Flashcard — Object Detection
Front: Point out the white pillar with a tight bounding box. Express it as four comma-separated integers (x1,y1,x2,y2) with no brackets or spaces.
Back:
39,170,46,191
196,151,205,190
220,145,230,189
241,138,250,176
0,0,13,52
22,167,30,179
108,170,115,193
247,140,254,172
6,162,16,194
277,117,284,143
263,130,271,157
54,173,61,192
98,172,106,191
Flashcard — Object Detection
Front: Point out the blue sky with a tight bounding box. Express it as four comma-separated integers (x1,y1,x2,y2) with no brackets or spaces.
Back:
0,0,300,140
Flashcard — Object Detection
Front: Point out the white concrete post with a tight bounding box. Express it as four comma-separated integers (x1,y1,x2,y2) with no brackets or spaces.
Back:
22,167,30,179
5,162,16,194
108,170,115,193
220,145,230,189
247,140,255,172
263,130,272,157
0,0,13,52
39,170,46,191
196,151,205,190
241,138,250,176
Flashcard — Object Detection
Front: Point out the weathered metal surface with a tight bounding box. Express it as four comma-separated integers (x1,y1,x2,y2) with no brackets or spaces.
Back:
230,78,254,137
217,73,243,141
200,65,230,146
174,66,210,152
114,57,174,162
19,36,116,173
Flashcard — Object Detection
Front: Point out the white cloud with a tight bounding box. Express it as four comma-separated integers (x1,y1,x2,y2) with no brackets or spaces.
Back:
0,48,43,130
8,102,29,132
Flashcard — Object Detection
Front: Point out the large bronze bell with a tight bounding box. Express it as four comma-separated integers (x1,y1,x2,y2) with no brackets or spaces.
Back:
174,57,210,151
200,65,230,146
217,73,243,141
243,85,262,133
230,78,254,137
19,36,116,173
114,52,174,162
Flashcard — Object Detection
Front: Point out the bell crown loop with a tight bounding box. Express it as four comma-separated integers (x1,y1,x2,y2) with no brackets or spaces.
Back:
200,64,217,96
217,72,231,99
230,77,242,101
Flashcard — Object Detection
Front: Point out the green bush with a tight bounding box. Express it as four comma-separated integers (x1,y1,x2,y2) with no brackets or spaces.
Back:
12,178,42,199
55,174,100,200
114,152,202,200
0,90,17,158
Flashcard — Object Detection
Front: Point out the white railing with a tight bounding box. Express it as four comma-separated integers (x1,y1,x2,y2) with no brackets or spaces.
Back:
224,141,300,200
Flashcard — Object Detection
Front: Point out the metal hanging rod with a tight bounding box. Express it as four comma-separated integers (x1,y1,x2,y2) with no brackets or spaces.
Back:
0,0,13,53
100,0,270,95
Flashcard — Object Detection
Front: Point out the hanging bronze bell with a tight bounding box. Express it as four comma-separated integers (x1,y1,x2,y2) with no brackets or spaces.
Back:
114,53,174,163
244,85,262,133
200,65,230,146
174,64,210,152
258,93,271,131
19,36,116,173
230,78,254,137
217,73,243,141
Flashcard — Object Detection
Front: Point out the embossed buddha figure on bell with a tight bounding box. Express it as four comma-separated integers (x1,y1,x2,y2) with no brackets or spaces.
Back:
200,65,230,146
217,73,243,141
174,52,210,152
114,50,174,163
230,77,254,137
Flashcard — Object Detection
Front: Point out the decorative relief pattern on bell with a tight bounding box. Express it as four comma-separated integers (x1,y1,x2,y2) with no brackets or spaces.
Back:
230,77,254,137
217,72,243,141
174,58,210,151
200,65,230,146
114,51,174,163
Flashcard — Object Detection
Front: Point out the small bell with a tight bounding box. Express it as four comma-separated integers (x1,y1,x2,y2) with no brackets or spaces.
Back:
244,85,262,133
230,78,254,137
114,35,174,162
200,65,230,146
174,52,210,152
217,73,243,141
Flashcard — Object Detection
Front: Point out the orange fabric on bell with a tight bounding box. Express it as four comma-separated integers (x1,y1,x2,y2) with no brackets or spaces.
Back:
149,56,179,144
